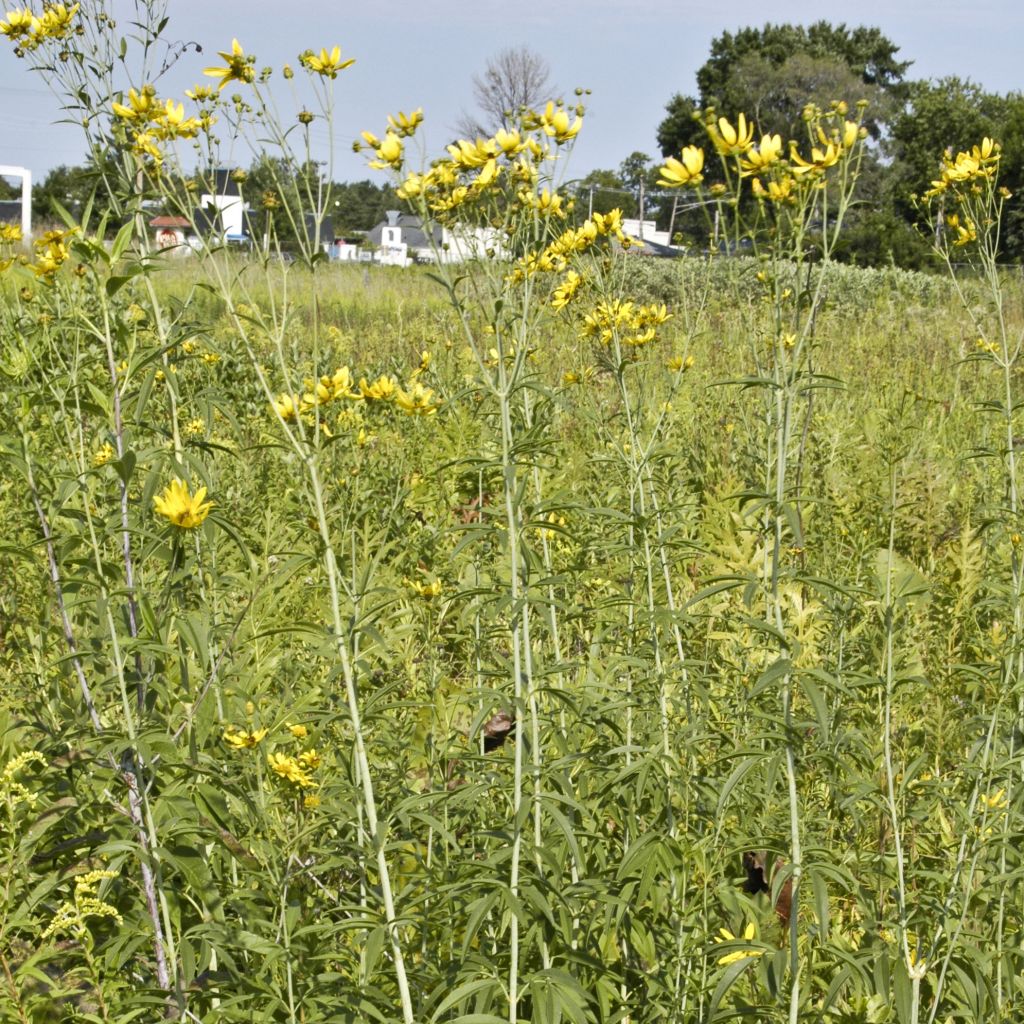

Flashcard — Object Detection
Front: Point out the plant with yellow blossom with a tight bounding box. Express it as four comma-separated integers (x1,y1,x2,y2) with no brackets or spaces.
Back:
153,478,214,528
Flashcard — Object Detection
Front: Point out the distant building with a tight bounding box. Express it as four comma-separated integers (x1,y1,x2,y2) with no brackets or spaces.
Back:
146,169,332,256
150,215,191,254
362,210,503,266
620,217,684,258
0,164,31,238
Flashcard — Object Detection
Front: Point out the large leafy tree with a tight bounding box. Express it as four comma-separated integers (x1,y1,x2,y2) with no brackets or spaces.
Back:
887,79,1024,258
657,21,911,156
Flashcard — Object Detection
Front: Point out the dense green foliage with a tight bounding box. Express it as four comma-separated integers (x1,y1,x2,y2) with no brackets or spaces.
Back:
2,6,1023,1024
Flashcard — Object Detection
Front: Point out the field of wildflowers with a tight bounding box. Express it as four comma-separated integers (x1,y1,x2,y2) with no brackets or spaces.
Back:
1,4,1023,1023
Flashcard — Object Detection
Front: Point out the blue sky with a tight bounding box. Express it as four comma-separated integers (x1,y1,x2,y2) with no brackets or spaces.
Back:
2,0,1022,185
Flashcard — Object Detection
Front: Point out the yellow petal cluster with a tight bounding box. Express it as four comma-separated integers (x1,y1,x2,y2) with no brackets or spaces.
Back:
658,146,704,188
925,138,1001,198
300,45,355,78
223,726,269,749
203,38,255,91
538,101,582,143
153,479,214,529
708,113,754,156
268,751,316,788
31,227,76,281
580,300,671,347
1,3,78,50
739,134,783,175
714,922,765,966
387,108,423,137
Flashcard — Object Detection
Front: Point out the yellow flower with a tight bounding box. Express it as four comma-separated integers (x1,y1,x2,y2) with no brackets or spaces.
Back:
93,442,116,467
789,141,842,176
658,146,704,188
447,137,497,169
539,101,582,143
947,213,977,247
0,223,22,243
287,723,308,739
153,479,214,529
359,374,397,401
387,108,423,136
740,134,783,175
223,726,269,749
298,749,321,770
493,128,523,155
981,788,1008,811
153,98,201,139
271,393,301,422
714,922,765,965
302,45,355,78
406,576,442,598
303,794,321,809
394,380,442,415
709,113,754,156
203,38,256,91
368,132,403,169
551,269,583,310
268,752,314,787
35,2,77,40
0,8,40,48
752,176,795,203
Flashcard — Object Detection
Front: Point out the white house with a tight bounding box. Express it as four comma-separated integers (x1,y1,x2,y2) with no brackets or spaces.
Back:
0,164,31,239
363,210,503,265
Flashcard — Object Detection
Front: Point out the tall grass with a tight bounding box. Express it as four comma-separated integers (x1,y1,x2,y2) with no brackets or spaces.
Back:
1,5,1023,1023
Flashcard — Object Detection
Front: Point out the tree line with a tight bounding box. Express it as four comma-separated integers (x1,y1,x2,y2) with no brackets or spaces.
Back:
13,23,1023,267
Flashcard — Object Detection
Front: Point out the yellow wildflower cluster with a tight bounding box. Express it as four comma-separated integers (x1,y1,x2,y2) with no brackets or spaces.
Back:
946,212,977,247
550,269,583,310
925,138,1000,198
268,748,320,788
658,146,704,188
92,441,116,466
42,870,122,940
580,300,672,348
272,360,442,425
510,210,626,284
0,222,21,272
0,3,77,53
1,750,46,813
112,85,207,166
31,227,76,281
659,111,864,203
365,102,584,223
